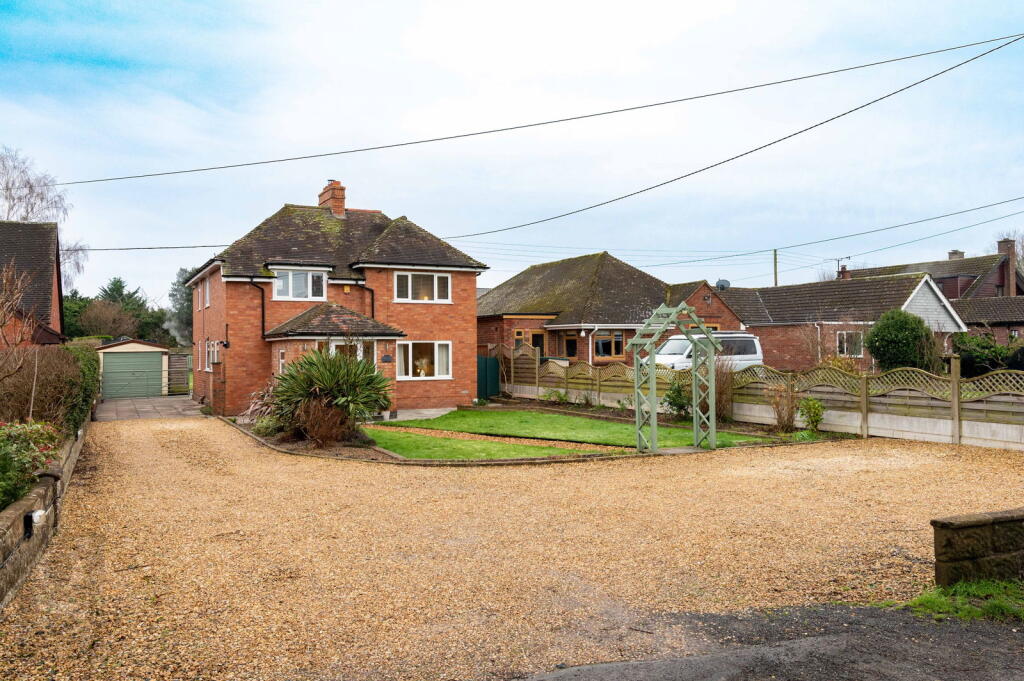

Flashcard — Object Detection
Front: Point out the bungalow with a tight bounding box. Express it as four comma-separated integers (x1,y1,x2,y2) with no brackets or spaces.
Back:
719,273,967,371
476,252,741,365
0,221,64,347
188,181,487,416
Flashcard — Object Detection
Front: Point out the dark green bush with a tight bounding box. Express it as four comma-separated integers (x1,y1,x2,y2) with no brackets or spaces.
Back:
797,397,825,431
865,310,941,372
252,415,284,437
63,345,99,432
0,422,61,509
662,376,692,420
952,333,1024,377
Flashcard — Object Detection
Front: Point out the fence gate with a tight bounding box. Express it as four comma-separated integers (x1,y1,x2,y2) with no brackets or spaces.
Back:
626,302,722,452
477,355,500,399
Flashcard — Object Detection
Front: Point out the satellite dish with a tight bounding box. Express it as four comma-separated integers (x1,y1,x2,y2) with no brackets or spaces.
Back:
716,279,730,291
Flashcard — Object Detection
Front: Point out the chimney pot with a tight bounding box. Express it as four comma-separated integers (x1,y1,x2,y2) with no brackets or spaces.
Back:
948,249,964,260
838,265,850,280
318,181,346,216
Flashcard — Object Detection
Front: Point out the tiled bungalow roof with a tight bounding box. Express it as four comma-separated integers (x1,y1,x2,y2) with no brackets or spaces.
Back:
265,303,405,338
205,205,485,281
952,296,1024,324
720,274,928,324
477,252,669,325
0,220,60,324
665,281,704,306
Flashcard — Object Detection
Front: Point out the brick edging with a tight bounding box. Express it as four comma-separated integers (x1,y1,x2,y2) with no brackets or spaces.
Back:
216,416,730,467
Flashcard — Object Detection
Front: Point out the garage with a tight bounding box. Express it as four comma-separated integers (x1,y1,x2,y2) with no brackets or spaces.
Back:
98,339,169,398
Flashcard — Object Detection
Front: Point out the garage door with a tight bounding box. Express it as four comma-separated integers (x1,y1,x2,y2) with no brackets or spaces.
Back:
102,352,164,398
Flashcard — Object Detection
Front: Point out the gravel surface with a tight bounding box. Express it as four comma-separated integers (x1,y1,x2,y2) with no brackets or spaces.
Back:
1,419,1022,680
366,424,626,452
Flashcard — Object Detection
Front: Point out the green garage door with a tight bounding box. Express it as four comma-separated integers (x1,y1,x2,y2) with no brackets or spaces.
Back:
102,352,164,398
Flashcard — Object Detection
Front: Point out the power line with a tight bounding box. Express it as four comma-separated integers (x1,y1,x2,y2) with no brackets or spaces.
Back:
45,32,1024,188
443,36,1023,240
82,244,229,252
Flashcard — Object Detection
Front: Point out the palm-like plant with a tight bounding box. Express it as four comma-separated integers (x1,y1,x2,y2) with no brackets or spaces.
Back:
272,349,391,445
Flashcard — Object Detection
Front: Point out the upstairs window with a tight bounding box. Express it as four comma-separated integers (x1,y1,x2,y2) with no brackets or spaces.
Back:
394,272,451,303
203,278,210,308
273,270,326,301
837,330,863,358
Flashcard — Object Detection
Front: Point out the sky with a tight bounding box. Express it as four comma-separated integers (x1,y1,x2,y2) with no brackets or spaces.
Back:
1,1,1023,305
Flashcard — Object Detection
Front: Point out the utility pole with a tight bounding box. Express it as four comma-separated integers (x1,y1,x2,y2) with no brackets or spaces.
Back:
773,249,778,286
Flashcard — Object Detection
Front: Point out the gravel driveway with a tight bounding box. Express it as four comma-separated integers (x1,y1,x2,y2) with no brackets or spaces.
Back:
1,419,1022,681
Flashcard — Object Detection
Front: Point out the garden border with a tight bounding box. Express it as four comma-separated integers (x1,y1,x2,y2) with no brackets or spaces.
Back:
0,423,88,612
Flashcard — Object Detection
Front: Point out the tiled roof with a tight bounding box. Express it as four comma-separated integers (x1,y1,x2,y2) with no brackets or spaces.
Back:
211,205,485,280
477,252,669,325
265,303,405,338
721,274,928,324
0,221,59,323
666,281,703,306
952,296,1024,324
848,254,1006,298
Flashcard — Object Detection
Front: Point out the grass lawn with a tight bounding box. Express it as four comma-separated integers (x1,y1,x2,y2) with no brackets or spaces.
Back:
380,409,770,448
898,580,1024,622
369,428,621,460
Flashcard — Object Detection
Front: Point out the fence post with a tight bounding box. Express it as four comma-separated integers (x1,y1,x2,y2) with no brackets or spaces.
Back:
565,361,570,394
596,365,602,406
534,349,540,396
859,374,869,438
509,346,516,396
950,355,961,445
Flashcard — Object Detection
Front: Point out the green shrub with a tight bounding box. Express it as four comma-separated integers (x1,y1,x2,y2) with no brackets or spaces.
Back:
0,422,61,509
662,376,691,420
272,350,391,445
540,388,569,403
797,397,825,431
865,309,941,372
63,345,99,433
952,332,1024,377
252,415,284,437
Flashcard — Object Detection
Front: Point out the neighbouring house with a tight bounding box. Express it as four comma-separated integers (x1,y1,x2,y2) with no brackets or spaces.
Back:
476,252,741,365
719,273,967,371
188,180,487,416
951,297,1024,344
845,239,1022,300
0,221,64,347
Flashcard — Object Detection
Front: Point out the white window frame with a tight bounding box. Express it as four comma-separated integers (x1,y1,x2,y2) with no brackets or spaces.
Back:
393,271,452,304
837,330,864,358
204,341,214,372
271,269,328,302
396,340,452,380
203,278,210,308
278,349,286,374
329,339,376,365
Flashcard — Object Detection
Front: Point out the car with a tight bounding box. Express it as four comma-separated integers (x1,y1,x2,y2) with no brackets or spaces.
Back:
654,331,763,370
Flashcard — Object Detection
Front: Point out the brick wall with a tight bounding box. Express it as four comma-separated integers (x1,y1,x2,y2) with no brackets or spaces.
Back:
963,325,1024,345
749,322,876,371
932,507,1024,586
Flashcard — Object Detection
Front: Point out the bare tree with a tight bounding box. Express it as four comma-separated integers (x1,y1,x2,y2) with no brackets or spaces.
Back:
0,263,35,385
79,300,137,338
816,267,836,282
997,229,1024,260
0,146,88,286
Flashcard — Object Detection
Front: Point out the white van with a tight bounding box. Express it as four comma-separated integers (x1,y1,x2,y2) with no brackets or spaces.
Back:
655,331,763,370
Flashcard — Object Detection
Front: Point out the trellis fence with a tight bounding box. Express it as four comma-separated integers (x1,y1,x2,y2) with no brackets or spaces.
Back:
489,344,1024,451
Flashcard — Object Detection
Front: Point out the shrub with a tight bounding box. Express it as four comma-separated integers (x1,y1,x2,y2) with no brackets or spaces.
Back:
662,375,691,420
252,415,284,437
0,422,60,509
0,346,99,434
768,383,797,433
865,310,941,372
952,332,1024,377
797,397,825,431
271,350,391,446
820,354,859,373
540,388,569,404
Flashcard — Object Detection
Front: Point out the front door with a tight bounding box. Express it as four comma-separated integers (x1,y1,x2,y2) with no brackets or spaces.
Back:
529,331,545,356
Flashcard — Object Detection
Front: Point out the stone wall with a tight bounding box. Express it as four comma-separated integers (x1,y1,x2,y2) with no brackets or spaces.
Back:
931,508,1024,586
0,425,86,611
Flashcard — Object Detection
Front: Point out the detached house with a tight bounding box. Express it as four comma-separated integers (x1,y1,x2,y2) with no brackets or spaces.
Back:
188,181,487,416
476,252,740,365
0,221,64,347
719,273,966,371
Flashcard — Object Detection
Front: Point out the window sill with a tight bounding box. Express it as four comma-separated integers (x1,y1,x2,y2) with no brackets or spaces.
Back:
271,296,328,302
396,376,453,381
391,299,453,304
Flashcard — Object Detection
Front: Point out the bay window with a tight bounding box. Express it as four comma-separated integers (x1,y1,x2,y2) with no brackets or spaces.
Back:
397,341,452,379
394,272,451,303
273,270,327,301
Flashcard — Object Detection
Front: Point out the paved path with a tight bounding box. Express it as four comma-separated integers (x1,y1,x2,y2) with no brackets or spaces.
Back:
93,396,204,421
1,419,1022,680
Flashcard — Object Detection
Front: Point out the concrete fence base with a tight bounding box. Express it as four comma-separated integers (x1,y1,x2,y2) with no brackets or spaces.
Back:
0,425,87,611
931,508,1024,586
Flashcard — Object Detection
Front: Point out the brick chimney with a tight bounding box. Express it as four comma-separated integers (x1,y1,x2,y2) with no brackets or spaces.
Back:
997,238,1017,297
318,180,346,216
838,265,850,280
948,249,964,260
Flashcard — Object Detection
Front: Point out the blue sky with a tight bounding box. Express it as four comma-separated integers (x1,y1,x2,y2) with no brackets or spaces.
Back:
2,1,1023,304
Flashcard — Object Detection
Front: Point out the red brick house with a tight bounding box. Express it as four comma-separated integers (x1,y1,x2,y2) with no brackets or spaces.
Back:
0,221,64,347
719,273,966,371
188,181,487,416
476,252,741,366
951,297,1024,344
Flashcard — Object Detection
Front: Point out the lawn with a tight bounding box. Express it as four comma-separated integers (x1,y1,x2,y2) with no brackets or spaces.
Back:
369,428,619,460
380,409,770,448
